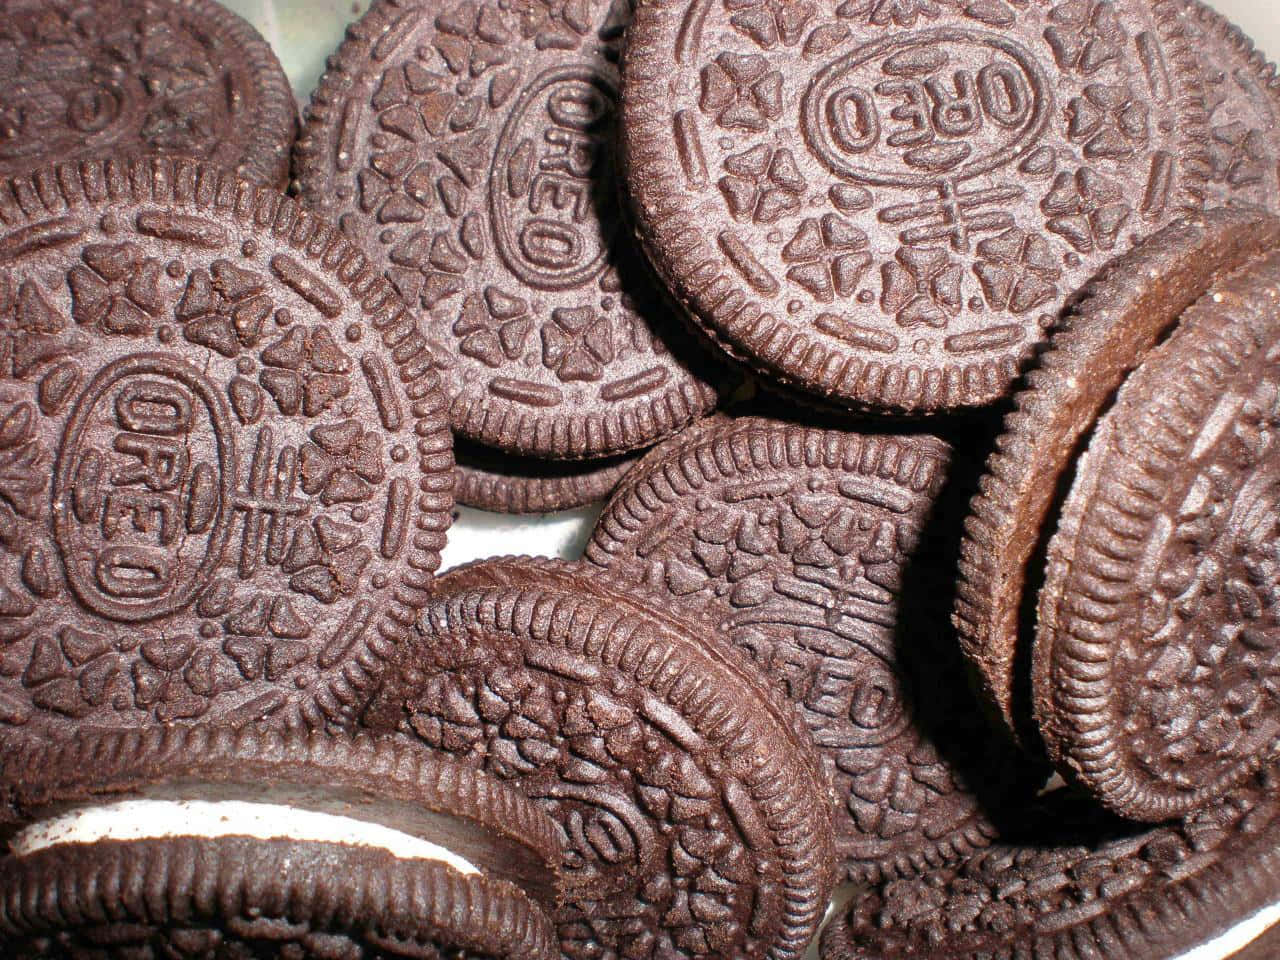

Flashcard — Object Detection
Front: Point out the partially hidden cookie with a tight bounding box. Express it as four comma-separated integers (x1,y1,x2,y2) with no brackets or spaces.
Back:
363,555,835,960
820,768,1280,960
955,208,1280,743
621,0,1209,413
0,155,454,740
0,725,560,958
1182,0,1280,212
294,0,720,459
587,418,1040,881
455,437,636,513
0,0,297,188
1034,246,1280,820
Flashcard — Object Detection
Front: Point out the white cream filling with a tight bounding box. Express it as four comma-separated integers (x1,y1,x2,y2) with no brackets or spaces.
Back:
1175,901,1280,960
12,799,479,877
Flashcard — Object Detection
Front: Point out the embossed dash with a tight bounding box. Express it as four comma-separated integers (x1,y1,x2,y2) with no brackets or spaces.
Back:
718,231,779,295
335,98,362,173
600,367,669,401
640,693,702,751
525,645,601,683
673,111,708,187
372,8,423,61
674,0,714,65
221,690,287,726
943,324,1024,354
136,210,228,248
838,476,913,514
1189,392,1245,461
1136,31,1171,101
361,354,403,430
1142,151,1174,219
722,479,794,502
815,313,898,353
382,477,410,560
271,254,343,318
723,778,770,851
0,218,83,263
319,599,374,668
489,378,563,407
1134,513,1174,592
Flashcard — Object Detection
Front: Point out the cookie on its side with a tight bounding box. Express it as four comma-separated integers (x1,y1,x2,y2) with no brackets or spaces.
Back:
0,725,563,958
820,769,1280,960
0,0,297,187
364,555,836,960
955,208,1280,744
455,438,637,514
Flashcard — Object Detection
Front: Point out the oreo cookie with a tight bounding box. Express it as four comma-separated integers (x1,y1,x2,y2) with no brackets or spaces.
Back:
295,0,719,459
0,725,562,958
820,768,1280,960
455,438,636,514
0,155,454,739
0,0,297,188
620,0,1209,412
587,416,1040,881
364,556,835,960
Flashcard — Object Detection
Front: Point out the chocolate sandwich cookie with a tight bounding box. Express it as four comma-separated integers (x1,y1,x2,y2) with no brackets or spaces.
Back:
621,0,1209,413
455,438,636,513
955,208,1280,743
0,155,454,740
1182,0,1280,212
1034,246,1280,820
0,0,296,188
820,768,1280,960
0,725,561,958
363,556,835,960
294,0,719,460
587,418,1039,881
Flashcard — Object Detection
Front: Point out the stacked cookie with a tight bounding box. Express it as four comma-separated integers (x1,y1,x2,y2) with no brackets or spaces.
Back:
0,0,1277,957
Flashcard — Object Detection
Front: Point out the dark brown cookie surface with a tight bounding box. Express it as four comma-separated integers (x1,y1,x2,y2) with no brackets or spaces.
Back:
1035,247,1280,820
0,837,557,959
820,769,1280,960
1183,0,1280,212
0,156,454,741
0,0,296,188
955,208,1280,743
294,0,719,459
621,0,1207,413
587,418,1039,881
455,438,636,513
363,556,835,960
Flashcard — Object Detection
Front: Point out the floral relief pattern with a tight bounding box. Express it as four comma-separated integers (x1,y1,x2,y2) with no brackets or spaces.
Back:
541,305,614,382
782,215,872,303
1041,167,1131,254
881,248,964,329
1066,84,1150,160
718,144,806,224
68,243,164,335
699,52,784,132
723,0,815,48
1044,0,1127,75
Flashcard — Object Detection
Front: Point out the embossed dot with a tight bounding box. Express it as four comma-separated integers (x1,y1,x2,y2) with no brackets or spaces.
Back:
372,573,388,589
554,690,567,703
718,138,733,149
336,187,353,201
237,357,255,374
766,231,782,244
380,229,397,244
371,133,389,149
101,213,121,234
809,478,821,491
788,300,803,314
351,506,370,523
857,290,875,304
1066,253,1081,268
242,239,258,258
157,326,175,344
456,81,472,96
600,297,615,311
969,297,984,312
296,676,311,689
276,309,293,327
391,444,408,462
200,623,218,638
914,339,929,354
346,323,363,342
166,260,185,278
341,400,357,415
1039,313,1054,329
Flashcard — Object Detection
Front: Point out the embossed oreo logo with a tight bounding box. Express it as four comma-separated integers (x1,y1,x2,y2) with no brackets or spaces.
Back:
490,66,617,290
0,81,130,161
54,356,236,623
802,29,1051,187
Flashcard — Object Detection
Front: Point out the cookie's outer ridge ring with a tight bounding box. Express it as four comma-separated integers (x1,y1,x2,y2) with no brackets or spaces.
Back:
1035,255,1280,820
292,0,719,460
0,836,558,959
953,208,1280,742
0,154,455,732
403,574,835,960
619,0,1209,415
585,423,1011,883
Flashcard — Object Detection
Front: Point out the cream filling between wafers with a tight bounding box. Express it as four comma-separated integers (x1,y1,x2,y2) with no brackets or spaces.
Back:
12,799,480,877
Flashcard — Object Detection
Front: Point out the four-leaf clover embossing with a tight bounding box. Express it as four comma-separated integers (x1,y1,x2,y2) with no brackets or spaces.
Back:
68,243,164,335
724,0,815,48
454,287,533,367
1067,84,1149,160
699,52,784,132
973,228,1061,315
1045,0,1126,75
1041,167,1131,254
719,144,806,223
782,215,872,302
542,305,614,382
880,248,964,329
